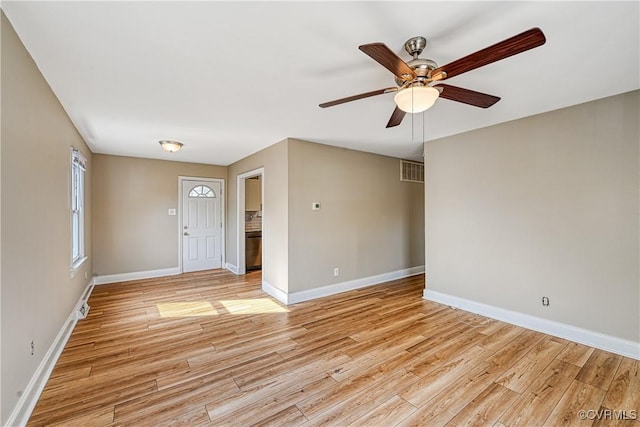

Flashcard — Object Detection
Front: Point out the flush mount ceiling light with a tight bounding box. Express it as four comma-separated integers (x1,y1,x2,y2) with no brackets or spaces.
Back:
393,85,440,113
159,140,183,152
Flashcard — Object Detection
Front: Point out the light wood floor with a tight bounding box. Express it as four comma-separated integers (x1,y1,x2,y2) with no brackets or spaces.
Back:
29,270,639,426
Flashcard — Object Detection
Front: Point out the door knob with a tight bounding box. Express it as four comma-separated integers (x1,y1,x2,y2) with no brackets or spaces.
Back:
184,232,190,236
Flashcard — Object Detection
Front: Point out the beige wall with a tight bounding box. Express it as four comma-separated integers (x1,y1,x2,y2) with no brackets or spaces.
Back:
227,140,289,292
424,90,639,342
92,154,226,276
226,138,425,295
1,12,93,422
287,139,424,292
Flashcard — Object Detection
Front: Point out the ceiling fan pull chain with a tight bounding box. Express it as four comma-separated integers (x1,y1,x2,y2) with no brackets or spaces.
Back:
411,87,415,143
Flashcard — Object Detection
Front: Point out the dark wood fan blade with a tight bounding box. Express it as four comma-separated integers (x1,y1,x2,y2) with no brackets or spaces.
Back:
386,106,406,128
359,43,417,80
319,87,397,108
435,84,500,108
431,28,546,81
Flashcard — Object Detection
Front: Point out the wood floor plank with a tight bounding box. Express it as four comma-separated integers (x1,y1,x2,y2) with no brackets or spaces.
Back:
444,383,520,427
485,328,546,370
602,357,640,414
475,317,508,335
303,369,420,426
251,405,308,427
477,323,525,352
146,406,212,427
543,379,607,426
557,342,596,368
47,405,114,427
495,336,566,393
205,373,336,423
334,327,427,375
45,366,92,386
297,351,415,419
348,395,417,427
218,375,334,426
26,270,639,426
418,327,485,367
398,362,504,426
28,379,157,426
113,376,239,424
401,345,493,406
500,359,581,426
232,337,353,391
577,349,623,390
330,349,419,383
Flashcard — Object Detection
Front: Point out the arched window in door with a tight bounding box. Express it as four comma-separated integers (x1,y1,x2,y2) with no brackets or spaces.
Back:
188,185,216,198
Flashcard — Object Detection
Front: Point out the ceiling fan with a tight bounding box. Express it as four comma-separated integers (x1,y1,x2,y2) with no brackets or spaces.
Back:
319,28,546,128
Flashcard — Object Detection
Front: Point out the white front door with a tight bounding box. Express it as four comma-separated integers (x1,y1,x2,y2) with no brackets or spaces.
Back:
182,180,222,272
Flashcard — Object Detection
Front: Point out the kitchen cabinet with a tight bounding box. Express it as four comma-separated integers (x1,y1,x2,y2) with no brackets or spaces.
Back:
246,178,262,211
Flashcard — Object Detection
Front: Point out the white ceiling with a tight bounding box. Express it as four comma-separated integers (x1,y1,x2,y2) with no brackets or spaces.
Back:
3,1,639,165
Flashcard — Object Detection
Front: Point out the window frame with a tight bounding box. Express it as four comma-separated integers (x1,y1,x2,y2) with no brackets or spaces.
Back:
70,148,87,275
188,185,216,198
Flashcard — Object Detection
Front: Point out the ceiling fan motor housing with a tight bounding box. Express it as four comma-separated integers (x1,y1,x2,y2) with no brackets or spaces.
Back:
395,58,439,87
394,36,440,87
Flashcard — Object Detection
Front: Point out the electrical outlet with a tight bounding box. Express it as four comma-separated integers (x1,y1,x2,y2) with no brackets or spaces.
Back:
333,268,339,277
542,296,550,307
30,340,35,356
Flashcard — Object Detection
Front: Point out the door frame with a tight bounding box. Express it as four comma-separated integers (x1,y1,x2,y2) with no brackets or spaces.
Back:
178,176,226,273
237,167,264,274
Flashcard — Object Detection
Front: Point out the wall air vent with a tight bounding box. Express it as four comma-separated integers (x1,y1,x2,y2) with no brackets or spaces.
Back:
76,284,93,319
400,160,424,183
77,301,90,319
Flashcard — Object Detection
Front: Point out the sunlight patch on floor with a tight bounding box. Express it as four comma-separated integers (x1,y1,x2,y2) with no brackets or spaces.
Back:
219,298,289,314
157,302,218,317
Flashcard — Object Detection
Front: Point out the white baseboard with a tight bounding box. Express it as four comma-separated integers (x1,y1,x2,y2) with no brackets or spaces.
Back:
93,267,180,285
225,263,239,275
262,280,290,305
5,279,96,427
263,266,425,306
423,289,640,361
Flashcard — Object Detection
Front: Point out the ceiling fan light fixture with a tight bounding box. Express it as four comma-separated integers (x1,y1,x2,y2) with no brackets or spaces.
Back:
159,140,183,152
394,85,439,113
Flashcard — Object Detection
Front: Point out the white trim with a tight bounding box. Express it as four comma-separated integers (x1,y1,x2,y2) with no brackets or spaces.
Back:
225,262,239,275
178,176,226,273
263,266,425,306
93,267,180,285
70,147,86,273
423,289,640,360
5,278,95,427
236,168,264,275
69,256,88,278
262,280,290,305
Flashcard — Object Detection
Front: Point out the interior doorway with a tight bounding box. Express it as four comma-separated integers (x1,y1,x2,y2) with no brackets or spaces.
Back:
237,168,264,274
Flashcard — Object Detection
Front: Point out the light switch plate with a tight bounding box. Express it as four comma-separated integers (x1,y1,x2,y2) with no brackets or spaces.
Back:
168,208,176,216
312,202,321,211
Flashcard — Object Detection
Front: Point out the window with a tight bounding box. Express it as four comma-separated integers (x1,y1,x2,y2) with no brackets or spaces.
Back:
71,148,87,270
188,185,215,198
